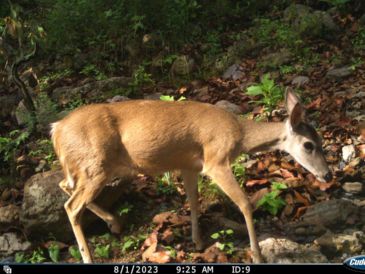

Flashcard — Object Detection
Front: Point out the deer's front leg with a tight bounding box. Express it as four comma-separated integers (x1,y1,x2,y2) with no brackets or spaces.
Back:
206,164,264,263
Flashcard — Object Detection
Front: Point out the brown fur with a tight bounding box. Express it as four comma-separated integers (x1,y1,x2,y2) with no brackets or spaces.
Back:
52,94,330,263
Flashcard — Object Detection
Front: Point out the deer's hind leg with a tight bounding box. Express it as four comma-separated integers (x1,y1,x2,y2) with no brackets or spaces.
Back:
181,170,203,250
60,179,122,234
62,172,111,263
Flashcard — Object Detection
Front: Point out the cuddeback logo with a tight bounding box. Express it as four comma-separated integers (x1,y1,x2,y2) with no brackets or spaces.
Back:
344,255,365,272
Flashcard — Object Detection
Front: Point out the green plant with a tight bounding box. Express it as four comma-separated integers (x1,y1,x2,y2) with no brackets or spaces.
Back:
65,98,86,111
256,182,287,215
164,245,177,259
0,130,29,164
69,246,82,261
48,243,60,263
117,202,134,216
15,252,28,263
353,27,365,51
39,69,73,91
121,234,147,253
210,229,235,255
29,248,47,263
128,65,154,95
252,18,302,50
279,65,295,75
94,243,110,259
157,172,177,195
80,64,107,80
245,73,283,112
159,95,186,101
29,139,56,165
350,57,363,70
231,154,247,187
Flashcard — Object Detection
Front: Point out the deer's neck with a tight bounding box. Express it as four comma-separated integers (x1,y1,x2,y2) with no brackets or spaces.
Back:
239,119,286,154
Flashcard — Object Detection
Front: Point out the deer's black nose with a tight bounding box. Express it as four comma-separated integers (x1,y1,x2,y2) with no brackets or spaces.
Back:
324,172,333,182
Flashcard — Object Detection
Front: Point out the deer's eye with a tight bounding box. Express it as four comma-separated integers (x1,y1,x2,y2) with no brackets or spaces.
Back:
304,142,314,152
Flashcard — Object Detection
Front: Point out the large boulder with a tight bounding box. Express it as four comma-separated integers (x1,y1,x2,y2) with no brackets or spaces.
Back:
171,55,195,76
214,36,258,73
284,4,339,39
20,170,130,241
260,49,293,69
0,204,20,232
0,233,31,257
51,77,131,105
259,237,328,263
315,230,365,256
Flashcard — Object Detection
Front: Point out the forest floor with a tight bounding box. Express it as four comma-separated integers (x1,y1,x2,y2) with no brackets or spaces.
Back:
1,4,365,264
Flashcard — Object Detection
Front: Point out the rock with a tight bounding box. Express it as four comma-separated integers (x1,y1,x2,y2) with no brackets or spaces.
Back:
313,10,340,34
35,159,47,173
144,93,162,100
342,145,356,163
260,49,292,69
342,182,363,194
259,237,328,263
284,4,339,39
0,233,31,256
222,64,245,80
0,204,20,232
299,199,358,228
326,66,354,80
214,36,258,73
315,230,365,256
52,77,131,104
291,76,309,87
20,170,72,241
215,100,242,115
20,170,130,241
107,95,130,103
171,55,195,76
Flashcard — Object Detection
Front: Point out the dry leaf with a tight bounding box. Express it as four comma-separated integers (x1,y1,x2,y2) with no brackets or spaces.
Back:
293,190,310,206
280,168,295,178
141,230,171,263
294,206,308,219
161,228,174,244
246,178,269,187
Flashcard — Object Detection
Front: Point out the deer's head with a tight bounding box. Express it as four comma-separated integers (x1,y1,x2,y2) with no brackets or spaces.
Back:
281,90,332,183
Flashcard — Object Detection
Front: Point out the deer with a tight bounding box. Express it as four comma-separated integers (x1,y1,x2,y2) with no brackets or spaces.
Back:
51,89,332,263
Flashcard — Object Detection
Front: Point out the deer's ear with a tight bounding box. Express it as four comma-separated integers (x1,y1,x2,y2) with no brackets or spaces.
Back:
285,88,304,129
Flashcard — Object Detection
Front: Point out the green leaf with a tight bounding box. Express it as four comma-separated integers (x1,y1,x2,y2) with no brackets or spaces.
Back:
160,95,175,101
122,239,135,252
69,246,82,261
272,182,288,191
225,229,234,235
246,85,263,96
15,252,27,263
48,243,60,263
210,232,220,239
262,78,274,92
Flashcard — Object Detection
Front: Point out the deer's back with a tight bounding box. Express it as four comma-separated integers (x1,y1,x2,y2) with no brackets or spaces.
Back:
52,100,243,176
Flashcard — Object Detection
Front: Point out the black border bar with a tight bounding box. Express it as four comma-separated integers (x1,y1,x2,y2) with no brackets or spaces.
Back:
1,263,355,274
